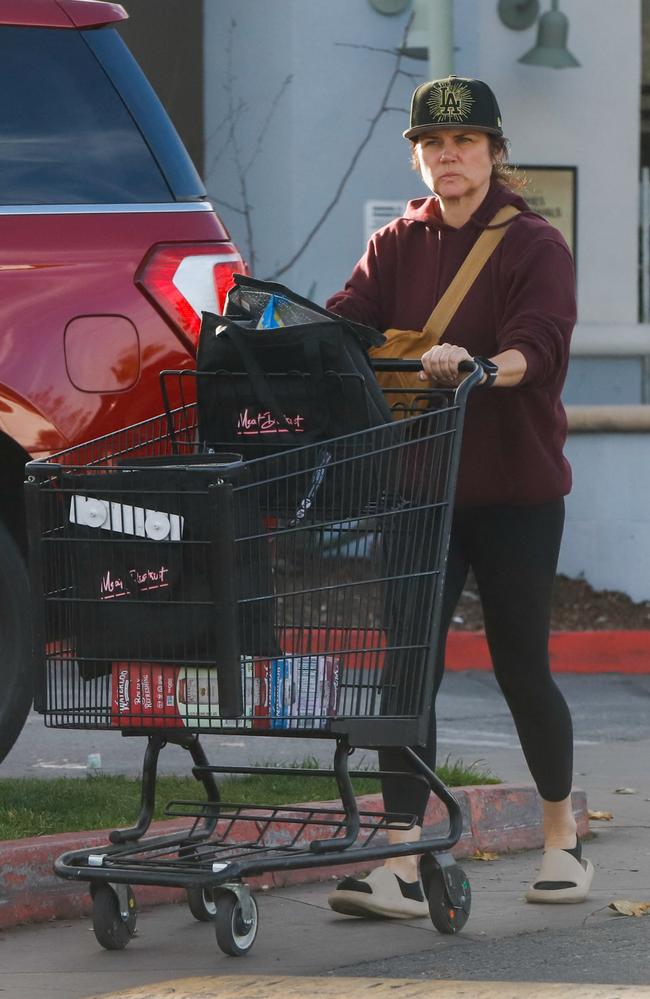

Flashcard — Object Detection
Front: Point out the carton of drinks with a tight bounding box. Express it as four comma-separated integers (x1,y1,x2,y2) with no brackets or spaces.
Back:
111,662,182,728
110,653,340,731
269,654,339,730
110,658,271,729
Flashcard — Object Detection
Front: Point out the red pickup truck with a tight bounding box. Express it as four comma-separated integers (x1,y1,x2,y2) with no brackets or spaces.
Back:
0,0,245,761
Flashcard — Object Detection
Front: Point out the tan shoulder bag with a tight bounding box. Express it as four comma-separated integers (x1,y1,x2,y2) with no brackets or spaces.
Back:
369,204,520,413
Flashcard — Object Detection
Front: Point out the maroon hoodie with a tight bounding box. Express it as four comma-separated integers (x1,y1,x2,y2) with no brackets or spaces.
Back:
326,179,576,507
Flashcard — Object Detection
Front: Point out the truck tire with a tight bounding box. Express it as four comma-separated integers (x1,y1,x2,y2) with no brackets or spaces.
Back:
0,520,33,763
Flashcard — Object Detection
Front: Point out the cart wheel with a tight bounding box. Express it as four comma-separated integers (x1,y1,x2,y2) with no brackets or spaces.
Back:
214,890,258,956
92,884,137,950
187,887,217,922
425,863,471,935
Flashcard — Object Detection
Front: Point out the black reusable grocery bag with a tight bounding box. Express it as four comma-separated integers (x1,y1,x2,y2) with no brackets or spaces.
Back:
63,456,280,680
196,275,393,455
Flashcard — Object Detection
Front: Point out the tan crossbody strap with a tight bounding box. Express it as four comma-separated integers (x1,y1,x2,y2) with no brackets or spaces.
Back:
423,204,521,342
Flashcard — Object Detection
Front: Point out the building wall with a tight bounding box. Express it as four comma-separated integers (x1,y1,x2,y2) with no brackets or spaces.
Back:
204,0,419,298
204,0,640,319
454,0,640,325
203,0,648,598
561,432,650,601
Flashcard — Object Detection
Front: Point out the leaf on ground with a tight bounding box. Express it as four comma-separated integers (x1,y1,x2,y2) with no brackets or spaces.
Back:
588,809,613,820
609,899,650,917
614,787,638,794
472,849,499,861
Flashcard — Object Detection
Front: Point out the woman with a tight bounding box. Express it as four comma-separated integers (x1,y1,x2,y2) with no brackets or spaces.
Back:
326,75,593,919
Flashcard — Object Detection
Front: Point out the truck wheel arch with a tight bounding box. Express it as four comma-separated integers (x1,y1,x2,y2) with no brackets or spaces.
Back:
0,431,41,763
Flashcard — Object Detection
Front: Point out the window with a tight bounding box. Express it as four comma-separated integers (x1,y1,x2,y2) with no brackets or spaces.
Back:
0,26,172,204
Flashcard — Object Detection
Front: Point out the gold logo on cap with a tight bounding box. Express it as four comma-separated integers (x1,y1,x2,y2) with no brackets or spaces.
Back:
427,80,474,123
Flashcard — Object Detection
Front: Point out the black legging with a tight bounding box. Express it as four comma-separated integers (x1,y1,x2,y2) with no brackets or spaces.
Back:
379,498,573,822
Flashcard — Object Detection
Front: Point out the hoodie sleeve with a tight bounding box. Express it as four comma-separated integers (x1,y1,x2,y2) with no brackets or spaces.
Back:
326,236,385,330
496,230,576,386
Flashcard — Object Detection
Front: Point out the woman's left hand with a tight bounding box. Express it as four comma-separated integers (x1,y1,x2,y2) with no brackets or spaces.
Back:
419,343,474,386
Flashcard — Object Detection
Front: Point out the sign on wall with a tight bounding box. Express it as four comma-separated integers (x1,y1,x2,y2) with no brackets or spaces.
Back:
364,200,407,248
364,170,577,260
519,166,577,259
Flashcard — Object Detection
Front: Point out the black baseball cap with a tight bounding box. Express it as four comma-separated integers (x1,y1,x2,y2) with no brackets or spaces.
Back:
404,75,503,140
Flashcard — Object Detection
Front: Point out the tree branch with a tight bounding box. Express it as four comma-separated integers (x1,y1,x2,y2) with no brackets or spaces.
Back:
243,74,293,176
267,14,414,280
335,42,402,55
206,14,414,283
209,197,246,216
224,21,257,268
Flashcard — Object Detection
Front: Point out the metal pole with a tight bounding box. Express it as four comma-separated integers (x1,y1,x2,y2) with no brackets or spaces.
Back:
641,167,650,325
640,167,650,402
427,0,454,80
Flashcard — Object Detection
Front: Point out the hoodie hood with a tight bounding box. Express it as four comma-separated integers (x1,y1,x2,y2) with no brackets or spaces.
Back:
403,178,532,230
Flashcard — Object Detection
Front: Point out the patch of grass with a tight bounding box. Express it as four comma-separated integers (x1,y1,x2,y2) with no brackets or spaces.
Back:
436,755,501,787
0,756,499,841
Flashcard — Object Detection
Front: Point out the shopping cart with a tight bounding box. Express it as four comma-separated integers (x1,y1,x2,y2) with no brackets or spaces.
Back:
25,359,483,956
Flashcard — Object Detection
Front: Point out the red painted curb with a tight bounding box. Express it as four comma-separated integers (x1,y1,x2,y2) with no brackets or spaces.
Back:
0,785,588,930
447,630,650,674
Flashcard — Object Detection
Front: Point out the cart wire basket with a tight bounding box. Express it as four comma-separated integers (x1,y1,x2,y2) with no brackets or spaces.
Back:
25,359,482,955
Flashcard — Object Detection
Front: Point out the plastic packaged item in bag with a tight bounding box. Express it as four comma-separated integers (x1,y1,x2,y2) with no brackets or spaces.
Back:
256,294,287,330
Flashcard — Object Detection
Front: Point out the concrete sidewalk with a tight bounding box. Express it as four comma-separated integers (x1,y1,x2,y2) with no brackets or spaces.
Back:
1,737,649,998
2,667,648,931
0,781,589,929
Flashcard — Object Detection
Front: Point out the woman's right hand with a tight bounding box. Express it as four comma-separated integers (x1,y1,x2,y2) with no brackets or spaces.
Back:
419,343,474,387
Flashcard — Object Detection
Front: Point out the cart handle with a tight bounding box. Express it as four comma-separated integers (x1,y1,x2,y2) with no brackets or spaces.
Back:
371,357,486,402
371,357,479,374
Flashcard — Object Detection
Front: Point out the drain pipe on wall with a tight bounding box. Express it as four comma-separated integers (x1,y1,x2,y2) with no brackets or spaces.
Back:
425,0,453,79
373,0,453,79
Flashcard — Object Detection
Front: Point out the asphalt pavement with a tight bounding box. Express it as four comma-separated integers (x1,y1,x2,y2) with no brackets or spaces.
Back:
1,671,650,997
4,670,650,780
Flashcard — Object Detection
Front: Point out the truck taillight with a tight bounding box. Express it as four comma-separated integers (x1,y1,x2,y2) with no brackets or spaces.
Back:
136,243,247,351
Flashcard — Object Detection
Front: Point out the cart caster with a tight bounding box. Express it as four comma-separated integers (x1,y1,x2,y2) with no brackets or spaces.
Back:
214,887,258,956
421,854,471,935
187,887,217,922
91,883,137,950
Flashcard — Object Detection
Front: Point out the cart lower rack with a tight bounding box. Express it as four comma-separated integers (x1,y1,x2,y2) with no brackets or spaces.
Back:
26,361,481,955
